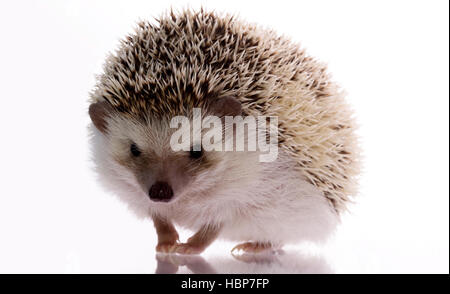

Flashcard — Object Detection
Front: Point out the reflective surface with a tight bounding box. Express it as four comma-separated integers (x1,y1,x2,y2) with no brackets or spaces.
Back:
155,250,332,274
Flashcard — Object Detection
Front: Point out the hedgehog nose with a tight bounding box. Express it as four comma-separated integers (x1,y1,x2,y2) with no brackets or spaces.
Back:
148,181,173,202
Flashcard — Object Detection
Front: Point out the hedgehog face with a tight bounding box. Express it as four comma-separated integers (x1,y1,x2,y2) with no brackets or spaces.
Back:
90,107,196,204
89,97,262,207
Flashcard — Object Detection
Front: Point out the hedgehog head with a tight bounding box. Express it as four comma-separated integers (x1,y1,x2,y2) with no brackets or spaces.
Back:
89,96,264,208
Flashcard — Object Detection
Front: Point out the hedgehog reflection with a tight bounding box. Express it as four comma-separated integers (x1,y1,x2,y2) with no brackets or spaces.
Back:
155,250,333,274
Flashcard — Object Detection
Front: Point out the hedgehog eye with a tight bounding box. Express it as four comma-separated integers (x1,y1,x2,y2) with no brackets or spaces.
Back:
190,145,203,159
130,143,141,157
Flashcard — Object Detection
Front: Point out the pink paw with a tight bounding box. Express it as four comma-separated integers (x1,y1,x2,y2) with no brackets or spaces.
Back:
156,242,178,253
231,242,278,255
174,243,206,255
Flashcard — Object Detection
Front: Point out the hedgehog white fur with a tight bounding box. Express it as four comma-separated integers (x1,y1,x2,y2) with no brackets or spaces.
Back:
88,9,360,254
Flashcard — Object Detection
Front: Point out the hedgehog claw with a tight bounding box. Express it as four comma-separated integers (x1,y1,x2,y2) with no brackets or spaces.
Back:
174,243,206,255
156,242,178,254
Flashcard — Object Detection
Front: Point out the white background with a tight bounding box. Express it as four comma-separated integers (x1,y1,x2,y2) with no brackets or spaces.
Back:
0,0,448,273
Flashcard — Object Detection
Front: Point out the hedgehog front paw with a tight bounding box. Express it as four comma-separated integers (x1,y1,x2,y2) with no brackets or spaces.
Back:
174,243,206,255
231,242,279,255
156,241,178,253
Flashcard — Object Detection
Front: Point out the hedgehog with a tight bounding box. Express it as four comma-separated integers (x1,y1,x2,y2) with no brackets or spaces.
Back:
88,9,360,255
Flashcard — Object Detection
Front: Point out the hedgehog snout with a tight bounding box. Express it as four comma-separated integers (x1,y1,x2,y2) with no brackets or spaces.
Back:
148,181,174,202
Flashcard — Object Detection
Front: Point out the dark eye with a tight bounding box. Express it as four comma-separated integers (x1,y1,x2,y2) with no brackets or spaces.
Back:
130,143,141,157
190,146,203,159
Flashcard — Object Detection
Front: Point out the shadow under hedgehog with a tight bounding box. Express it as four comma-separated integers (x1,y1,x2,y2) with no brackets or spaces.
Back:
88,9,360,255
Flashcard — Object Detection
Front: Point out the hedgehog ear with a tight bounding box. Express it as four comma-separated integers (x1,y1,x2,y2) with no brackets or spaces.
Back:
209,96,242,117
89,100,114,134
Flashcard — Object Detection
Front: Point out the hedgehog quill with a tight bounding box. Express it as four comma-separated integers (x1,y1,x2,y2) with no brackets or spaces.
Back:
88,9,360,255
